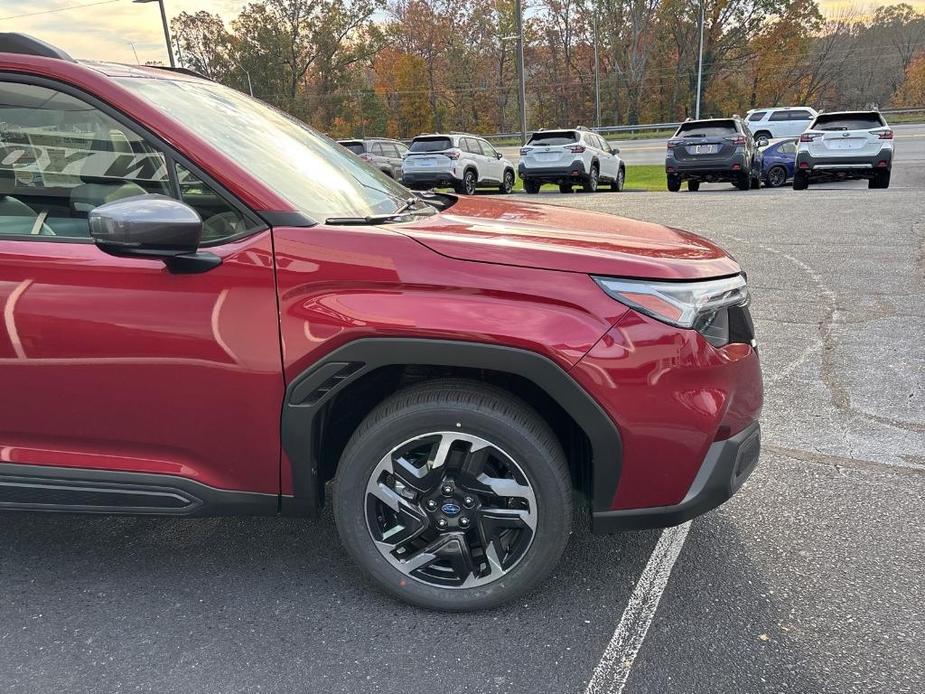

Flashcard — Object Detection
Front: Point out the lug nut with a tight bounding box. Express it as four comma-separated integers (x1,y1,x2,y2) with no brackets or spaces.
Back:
463,496,475,508
426,499,438,511
459,517,470,528
441,484,454,496
437,518,448,530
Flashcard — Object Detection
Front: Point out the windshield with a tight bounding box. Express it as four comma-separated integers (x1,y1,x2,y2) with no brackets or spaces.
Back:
117,77,426,222
410,137,453,152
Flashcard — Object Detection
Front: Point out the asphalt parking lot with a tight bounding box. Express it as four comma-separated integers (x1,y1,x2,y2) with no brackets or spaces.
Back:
2,170,923,693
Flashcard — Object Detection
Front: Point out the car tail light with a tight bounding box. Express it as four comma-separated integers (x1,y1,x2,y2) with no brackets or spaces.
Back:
593,274,750,347
445,149,461,160
520,147,532,155
800,132,820,142
798,161,809,169
568,145,586,153
667,139,680,149
728,135,747,145
359,153,373,161
876,129,894,140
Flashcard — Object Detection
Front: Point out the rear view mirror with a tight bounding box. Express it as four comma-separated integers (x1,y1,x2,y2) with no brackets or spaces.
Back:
756,137,769,148
495,151,503,160
90,194,220,273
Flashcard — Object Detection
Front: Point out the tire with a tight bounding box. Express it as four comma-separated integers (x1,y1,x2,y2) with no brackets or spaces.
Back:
793,171,809,190
750,173,761,189
869,170,891,189
735,172,751,191
455,169,477,195
582,164,599,193
687,180,700,192
558,183,572,194
765,166,787,188
754,131,771,142
524,180,540,195
333,379,572,612
499,169,515,194
667,174,681,192
611,166,625,192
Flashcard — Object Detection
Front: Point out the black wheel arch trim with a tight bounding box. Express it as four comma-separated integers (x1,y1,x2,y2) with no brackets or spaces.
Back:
281,338,623,519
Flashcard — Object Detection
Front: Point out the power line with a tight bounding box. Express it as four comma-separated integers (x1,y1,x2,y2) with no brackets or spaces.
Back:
0,0,120,22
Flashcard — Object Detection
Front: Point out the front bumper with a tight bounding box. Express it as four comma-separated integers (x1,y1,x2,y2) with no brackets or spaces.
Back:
591,421,761,531
519,161,587,183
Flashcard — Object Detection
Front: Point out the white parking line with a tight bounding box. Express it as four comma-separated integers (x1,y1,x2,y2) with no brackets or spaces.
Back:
584,521,692,694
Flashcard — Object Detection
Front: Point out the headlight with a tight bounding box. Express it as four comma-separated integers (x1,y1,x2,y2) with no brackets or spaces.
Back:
593,274,750,346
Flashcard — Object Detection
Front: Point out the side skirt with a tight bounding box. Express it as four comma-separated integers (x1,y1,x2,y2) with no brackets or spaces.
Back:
0,463,278,517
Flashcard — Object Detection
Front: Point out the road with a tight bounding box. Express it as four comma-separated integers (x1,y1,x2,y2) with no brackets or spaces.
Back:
1,168,923,692
499,122,925,169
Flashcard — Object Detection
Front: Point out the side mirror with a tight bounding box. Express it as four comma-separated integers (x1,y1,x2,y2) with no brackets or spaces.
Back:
495,151,503,159
612,147,621,154
756,137,769,148
89,194,220,273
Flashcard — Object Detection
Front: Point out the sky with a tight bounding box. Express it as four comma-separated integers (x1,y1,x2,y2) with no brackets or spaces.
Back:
2,0,925,65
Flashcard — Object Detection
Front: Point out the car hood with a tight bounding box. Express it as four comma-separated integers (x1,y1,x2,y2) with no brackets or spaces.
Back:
396,196,740,280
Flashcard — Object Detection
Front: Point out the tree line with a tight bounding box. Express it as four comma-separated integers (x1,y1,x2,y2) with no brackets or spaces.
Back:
170,0,925,139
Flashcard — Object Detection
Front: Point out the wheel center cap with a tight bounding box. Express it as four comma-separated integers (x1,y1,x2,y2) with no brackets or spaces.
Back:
440,502,462,517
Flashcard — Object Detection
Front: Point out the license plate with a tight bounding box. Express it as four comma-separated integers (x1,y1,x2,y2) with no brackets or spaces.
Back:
827,139,862,150
420,158,437,167
687,144,719,155
536,153,559,162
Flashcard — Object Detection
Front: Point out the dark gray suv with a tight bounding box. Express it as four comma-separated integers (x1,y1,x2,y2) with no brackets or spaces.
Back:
666,118,762,192
338,137,408,179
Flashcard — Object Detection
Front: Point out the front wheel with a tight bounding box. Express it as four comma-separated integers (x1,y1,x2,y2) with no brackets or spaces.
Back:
667,174,681,192
558,183,573,194
499,169,515,194
524,179,541,194
735,172,751,191
687,180,700,192
333,380,572,611
793,170,809,190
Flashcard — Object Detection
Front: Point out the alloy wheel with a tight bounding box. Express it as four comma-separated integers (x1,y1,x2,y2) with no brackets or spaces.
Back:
365,432,537,589
464,171,476,195
767,166,786,187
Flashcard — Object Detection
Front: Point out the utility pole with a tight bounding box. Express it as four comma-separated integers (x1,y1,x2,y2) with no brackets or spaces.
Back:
133,0,175,68
514,0,528,144
593,8,601,129
695,0,705,119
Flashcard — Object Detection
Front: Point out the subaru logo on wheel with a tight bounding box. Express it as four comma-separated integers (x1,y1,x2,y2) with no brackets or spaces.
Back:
441,502,461,516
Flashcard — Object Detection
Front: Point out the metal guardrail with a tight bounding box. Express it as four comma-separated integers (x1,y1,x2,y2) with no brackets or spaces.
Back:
482,107,925,144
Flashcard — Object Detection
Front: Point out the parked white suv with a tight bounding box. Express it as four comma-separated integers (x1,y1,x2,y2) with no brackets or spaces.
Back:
745,107,818,140
518,127,624,193
401,133,515,195
794,111,894,190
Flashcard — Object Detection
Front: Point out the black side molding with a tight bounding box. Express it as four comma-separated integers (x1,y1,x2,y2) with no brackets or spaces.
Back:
281,338,623,518
0,463,278,517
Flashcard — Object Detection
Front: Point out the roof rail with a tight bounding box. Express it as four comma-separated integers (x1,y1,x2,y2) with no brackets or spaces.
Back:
145,65,211,81
575,125,591,131
0,33,74,62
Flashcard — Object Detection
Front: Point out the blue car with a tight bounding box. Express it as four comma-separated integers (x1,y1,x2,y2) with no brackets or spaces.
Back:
758,138,797,187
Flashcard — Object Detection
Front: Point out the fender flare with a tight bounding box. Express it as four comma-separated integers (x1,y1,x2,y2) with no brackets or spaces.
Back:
281,338,622,517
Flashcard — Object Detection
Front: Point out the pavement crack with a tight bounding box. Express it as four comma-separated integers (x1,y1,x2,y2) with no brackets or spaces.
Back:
764,444,925,478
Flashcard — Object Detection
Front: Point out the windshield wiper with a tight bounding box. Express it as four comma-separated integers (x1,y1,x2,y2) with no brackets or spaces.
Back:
325,197,432,226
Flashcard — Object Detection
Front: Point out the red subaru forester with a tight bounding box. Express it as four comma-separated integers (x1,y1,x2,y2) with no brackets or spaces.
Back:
0,35,762,611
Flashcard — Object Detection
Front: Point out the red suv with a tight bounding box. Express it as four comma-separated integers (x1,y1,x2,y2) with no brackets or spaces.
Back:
0,35,762,611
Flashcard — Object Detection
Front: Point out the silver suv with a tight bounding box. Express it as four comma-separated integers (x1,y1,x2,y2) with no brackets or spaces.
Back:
402,133,516,195
794,111,894,190
518,127,625,194
338,138,408,180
